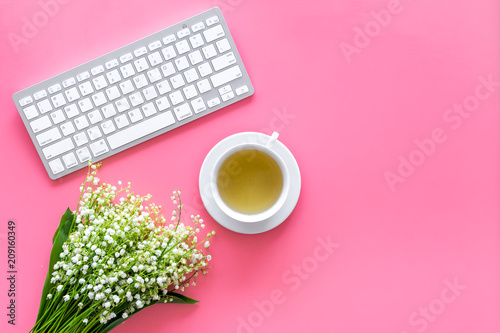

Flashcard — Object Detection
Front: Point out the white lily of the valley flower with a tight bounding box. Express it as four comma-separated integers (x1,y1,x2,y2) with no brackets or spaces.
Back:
34,163,213,332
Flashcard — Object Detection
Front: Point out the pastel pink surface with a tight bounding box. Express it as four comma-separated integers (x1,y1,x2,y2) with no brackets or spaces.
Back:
1,0,499,332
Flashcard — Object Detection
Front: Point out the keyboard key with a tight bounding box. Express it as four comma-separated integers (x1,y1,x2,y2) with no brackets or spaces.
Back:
162,46,177,60
216,38,231,53
155,96,170,111
91,65,105,75
114,114,129,129
129,92,144,107
107,111,175,149
64,104,79,118
202,44,217,59
105,59,119,69
62,78,77,88
235,85,249,95
120,63,135,78
173,103,192,121
198,62,213,77
50,109,65,124
160,62,176,77
79,82,94,96
143,86,158,101
148,40,162,51
92,75,108,90
169,91,184,105
23,105,38,120
206,15,219,26
101,104,117,118
191,22,205,32
106,69,121,84
88,110,103,124
207,97,221,108
134,46,148,57
147,68,162,83
34,90,47,100
177,28,190,38
156,80,172,95
90,139,109,157
189,34,204,48
196,79,211,93
19,96,33,106
62,77,77,88
210,65,242,87
42,137,74,159
119,80,134,95
48,83,62,94
175,40,190,54
37,99,53,113
184,68,199,83
76,147,91,163
170,74,185,89
78,98,93,112
91,92,107,107
62,152,78,168
74,115,90,130
115,98,131,112
36,127,61,146
87,126,102,140
48,158,65,175
188,50,203,65
183,85,198,99
203,25,225,43
142,102,157,117
162,34,176,44
60,121,76,136
133,74,148,89
120,53,133,63
221,91,235,102
30,115,51,133
74,132,89,146
191,97,206,113
128,109,143,123
134,57,150,72
77,71,90,82
105,86,121,101
218,85,232,95
148,52,163,66
64,87,80,102
174,56,190,71
212,52,236,71
101,120,116,135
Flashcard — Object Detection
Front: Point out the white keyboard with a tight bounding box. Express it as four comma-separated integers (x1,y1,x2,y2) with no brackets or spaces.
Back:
12,7,254,179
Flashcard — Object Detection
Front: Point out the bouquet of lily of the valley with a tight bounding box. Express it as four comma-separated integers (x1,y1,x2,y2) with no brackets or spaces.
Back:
30,163,214,333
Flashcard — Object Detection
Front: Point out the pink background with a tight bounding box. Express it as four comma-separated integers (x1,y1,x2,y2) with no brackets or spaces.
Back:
1,0,499,332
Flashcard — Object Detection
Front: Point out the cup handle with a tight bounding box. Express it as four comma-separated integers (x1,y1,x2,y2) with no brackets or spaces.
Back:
266,131,279,149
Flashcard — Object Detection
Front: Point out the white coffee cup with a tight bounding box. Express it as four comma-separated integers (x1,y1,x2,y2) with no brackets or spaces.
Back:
210,132,290,223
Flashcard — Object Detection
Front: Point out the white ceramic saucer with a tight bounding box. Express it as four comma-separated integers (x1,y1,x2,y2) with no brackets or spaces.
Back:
199,132,301,234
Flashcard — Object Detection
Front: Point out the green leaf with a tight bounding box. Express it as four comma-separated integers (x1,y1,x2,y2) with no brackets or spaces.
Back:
52,219,62,244
162,292,199,304
97,292,198,333
36,208,75,322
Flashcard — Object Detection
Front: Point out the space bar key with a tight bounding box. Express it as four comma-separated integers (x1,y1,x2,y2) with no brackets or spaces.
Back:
107,111,175,150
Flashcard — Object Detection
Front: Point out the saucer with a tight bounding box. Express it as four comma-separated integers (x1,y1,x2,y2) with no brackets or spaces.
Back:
199,132,301,234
